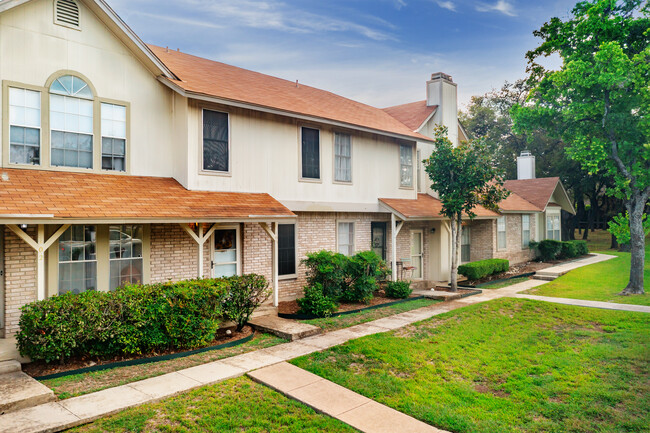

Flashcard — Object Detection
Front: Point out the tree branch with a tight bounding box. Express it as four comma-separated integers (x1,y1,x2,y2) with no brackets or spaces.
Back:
603,91,634,185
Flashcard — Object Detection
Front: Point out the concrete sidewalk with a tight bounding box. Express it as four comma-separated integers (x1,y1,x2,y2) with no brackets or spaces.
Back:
249,362,447,433
514,294,650,313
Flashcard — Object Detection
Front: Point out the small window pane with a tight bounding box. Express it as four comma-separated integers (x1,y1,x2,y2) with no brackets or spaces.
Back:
334,133,351,182
497,217,507,249
9,88,41,165
203,110,229,172
338,222,354,256
59,225,97,295
301,127,320,179
400,144,413,187
278,224,296,276
109,225,144,290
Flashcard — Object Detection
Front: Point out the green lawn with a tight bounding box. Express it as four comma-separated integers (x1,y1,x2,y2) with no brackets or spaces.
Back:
69,376,355,433
43,333,285,399
300,298,438,332
292,298,650,433
526,248,650,306
479,276,529,289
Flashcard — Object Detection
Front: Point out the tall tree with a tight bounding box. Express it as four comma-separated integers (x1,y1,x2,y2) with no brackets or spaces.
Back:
424,126,509,291
513,0,650,294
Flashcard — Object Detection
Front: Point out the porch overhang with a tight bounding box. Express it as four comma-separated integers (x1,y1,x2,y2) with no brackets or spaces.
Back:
379,194,499,222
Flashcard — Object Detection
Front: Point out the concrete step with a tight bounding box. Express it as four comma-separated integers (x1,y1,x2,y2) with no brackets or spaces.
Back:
532,275,556,281
249,315,322,341
413,289,463,301
0,371,56,415
0,360,21,375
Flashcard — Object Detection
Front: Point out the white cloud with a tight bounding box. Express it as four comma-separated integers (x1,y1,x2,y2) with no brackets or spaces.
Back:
436,1,457,12
476,0,517,16
176,0,397,41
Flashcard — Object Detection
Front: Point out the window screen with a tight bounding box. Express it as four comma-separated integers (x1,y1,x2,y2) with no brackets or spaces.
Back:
203,110,229,172
301,127,320,179
278,224,296,276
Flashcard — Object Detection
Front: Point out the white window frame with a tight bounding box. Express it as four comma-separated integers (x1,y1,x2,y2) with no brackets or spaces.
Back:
8,87,42,166
399,143,414,188
410,229,424,279
522,214,531,248
210,225,241,277
546,214,561,241
278,223,298,279
200,108,231,175
58,225,97,294
299,125,321,182
108,224,144,290
333,131,352,184
337,221,355,256
497,216,507,251
101,102,127,172
461,226,471,263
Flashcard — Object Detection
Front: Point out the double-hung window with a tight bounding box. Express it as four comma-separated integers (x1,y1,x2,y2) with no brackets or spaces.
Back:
58,225,97,294
50,75,94,169
497,216,507,250
461,227,471,262
547,214,560,240
101,103,127,171
334,132,351,182
203,109,229,172
109,225,143,290
278,224,296,276
9,88,41,165
400,144,413,187
337,222,355,256
522,214,531,248
301,127,320,179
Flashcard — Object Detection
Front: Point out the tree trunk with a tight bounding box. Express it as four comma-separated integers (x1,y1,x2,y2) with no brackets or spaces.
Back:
620,197,646,295
610,232,618,250
450,216,459,292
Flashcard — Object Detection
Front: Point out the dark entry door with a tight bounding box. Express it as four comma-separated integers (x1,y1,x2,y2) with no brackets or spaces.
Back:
371,222,387,260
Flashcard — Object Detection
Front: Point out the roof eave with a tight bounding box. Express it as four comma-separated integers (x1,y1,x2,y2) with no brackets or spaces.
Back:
158,77,434,144
0,215,297,225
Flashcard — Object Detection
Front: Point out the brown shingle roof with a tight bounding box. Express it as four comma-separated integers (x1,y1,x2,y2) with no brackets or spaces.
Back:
0,169,294,221
503,177,560,211
498,191,542,212
382,100,437,131
149,45,429,142
380,194,498,220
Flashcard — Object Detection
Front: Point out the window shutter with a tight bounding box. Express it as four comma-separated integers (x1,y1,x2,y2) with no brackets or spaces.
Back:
55,0,80,28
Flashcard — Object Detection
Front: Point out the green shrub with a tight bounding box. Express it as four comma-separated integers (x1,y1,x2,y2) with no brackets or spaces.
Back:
297,284,338,317
559,241,578,259
458,259,509,280
386,280,412,299
223,274,271,331
342,250,386,303
16,277,270,363
571,240,589,256
301,251,349,299
533,239,563,261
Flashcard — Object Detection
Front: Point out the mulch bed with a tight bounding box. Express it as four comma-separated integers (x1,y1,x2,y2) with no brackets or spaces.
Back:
458,254,594,286
23,325,253,378
278,290,417,315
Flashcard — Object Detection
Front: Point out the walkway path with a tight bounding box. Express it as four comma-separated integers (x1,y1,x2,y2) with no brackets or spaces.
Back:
249,362,447,433
514,294,650,313
0,252,635,433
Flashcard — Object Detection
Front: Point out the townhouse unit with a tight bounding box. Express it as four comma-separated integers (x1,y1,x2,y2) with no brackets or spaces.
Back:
0,0,573,339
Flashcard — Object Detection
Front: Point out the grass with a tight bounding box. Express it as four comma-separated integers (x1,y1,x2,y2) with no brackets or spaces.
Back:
69,376,356,433
42,333,285,400
292,298,650,433
300,298,438,332
526,247,650,306
479,276,529,289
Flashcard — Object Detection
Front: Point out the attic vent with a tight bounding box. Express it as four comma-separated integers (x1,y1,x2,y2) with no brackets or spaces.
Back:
54,0,80,29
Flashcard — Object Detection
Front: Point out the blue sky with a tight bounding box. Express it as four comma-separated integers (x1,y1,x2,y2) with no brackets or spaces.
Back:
109,0,576,109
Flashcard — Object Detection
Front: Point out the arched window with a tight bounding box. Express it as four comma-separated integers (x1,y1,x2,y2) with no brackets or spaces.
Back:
50,75,94,168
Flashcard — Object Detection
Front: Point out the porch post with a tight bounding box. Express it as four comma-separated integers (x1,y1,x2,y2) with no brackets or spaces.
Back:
197,224,204,278
273,222,279,307
391,213,397,282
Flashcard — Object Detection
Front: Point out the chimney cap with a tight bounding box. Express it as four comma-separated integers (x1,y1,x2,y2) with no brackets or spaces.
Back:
431,72,453,82
520,150,532,157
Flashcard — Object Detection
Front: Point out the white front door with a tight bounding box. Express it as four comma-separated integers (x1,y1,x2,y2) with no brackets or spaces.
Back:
410,230,423,279
212,227,240,278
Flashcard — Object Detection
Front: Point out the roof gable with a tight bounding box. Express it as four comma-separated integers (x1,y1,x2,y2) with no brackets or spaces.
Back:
149,45,429,142
382,100,437,132
504,177,575,214
0,0,175,79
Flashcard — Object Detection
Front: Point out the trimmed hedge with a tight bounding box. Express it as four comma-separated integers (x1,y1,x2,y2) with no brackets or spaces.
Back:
386,280,412,299
530,240,588,261
17,275,269,363
458,259,509,280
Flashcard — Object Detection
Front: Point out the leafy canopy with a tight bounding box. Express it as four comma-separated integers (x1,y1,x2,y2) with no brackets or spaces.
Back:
424,126,508,220
512,0,650,202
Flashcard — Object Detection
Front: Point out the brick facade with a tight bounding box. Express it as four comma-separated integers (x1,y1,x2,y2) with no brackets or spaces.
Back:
149,224,211,283
2,226,37,337
467,214,537,265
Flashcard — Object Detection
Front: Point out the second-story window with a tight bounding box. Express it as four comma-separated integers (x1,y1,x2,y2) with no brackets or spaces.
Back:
50,75,94,169
9,87,41,165
400,144,413,187
301,127,320,179
101,103,127,171
334,132,351,182
203,109,229,172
